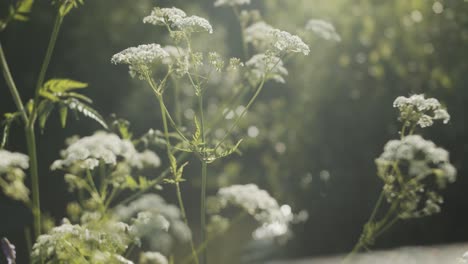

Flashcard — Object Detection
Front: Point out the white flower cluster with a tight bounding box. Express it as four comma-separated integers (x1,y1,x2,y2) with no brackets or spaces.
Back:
269,29,310,55
376,135,456,218
0,150,30,203
114,194,191,254
208,184,295,240
244,22,275,51
51,132,160,171
305,19,341,42
31,222,134,264
143,7,186,26
111,44,169,79
246,53,288,83
393,94,450,128
214,0,251,7
140,252,169,264
173,16,213,34
143,7,213,34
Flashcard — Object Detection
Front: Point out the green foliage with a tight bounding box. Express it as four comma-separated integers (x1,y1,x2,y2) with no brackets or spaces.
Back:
0,0,35,30
0,112,20,148
53,0,84,17
38,79,107,130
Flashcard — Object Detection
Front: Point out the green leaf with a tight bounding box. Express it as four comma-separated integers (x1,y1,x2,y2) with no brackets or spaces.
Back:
64,99,108,129
17,0,34,13
192,115,201,142
125,175,138,190
37,100,55,130
39,90,60,102
13,13,28,21
66,92,93,104
43,79,88,93
1,121,12,149
59,104,68,128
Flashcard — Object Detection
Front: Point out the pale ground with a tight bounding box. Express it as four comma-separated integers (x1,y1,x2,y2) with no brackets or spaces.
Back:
268,243,468,264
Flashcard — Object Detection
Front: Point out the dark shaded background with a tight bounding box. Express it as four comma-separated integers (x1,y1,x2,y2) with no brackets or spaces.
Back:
1,0,468,263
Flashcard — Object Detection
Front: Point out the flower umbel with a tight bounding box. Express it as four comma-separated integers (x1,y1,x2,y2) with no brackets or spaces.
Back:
393,94,450,128
376,135,456,218
111,44,169,79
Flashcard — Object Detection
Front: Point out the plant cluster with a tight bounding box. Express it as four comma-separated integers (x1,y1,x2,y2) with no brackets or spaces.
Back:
0,0,459,264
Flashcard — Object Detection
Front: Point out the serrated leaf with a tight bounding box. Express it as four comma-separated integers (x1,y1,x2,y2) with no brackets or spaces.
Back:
43,79,88,93
65,99,108,129
37,100,55,131
59,104,68,128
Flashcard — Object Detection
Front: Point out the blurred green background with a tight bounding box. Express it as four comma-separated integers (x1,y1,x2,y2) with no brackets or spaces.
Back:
1,0,468,263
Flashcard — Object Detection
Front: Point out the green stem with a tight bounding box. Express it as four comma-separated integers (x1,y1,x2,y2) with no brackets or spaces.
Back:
197,90,208,264
31,13,63,123
25,125,41,238
214,77,266,152
200,161,207,264
181,211,248,264
176,182,200,264
0,42,28,123
156,93,199,264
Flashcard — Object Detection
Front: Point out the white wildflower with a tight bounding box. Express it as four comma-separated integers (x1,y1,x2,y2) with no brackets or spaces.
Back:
0,150,29,173
140,252,169,264
269,29,310,55
143,7,186,26
209,184,295,240
376,135,456,218
111,44,169,79
393,94,450,128
246,53,288,83
214,0,250,7
51,132,160,171
305,19,341,42
31,222,134,264
173,15,213,34
244,21,274,50
0,150,30,203
114,194,191,254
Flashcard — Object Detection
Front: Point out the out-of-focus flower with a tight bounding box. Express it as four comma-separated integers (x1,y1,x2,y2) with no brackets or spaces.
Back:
140,252,168,264
214,0,251,7
0,150,30,203
305,19,341,42
376,135,456,218
393,94,450,128
114,194,191,254
246,53,288,83
208,184,297,241
51,132,160,171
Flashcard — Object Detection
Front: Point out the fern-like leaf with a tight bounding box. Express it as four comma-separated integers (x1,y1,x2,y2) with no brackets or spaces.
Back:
42,79,88,93
64,99,108,129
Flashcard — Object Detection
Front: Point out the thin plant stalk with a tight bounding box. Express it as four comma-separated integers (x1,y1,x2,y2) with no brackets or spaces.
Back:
148,74,199,264
158,96,200,264
197,90,208,264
